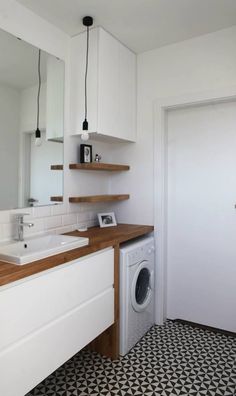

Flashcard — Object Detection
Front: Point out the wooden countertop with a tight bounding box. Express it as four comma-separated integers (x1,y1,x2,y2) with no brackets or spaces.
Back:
0,224,154,287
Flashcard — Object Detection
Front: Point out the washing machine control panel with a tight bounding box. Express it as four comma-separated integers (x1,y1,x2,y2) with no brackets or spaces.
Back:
128,243,155,265
148,246,155,255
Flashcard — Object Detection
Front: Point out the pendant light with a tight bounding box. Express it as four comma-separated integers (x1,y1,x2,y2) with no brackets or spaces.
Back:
81,16,93,141
35,48,42,146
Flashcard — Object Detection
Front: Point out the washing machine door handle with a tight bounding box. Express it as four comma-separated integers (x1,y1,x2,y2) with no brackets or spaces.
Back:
150,269,155,290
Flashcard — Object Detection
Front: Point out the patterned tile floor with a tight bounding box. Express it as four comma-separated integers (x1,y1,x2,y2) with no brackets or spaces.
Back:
27,320,236,396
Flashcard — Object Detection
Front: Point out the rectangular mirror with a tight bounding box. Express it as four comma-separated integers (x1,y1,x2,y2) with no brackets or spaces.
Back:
0,28,64,210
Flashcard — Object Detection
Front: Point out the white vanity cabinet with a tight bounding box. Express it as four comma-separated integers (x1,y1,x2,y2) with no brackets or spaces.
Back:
0,247,114,396
69,27,136,142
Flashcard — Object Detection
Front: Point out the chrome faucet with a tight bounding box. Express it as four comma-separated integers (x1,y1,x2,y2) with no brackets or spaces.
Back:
15,213,34,241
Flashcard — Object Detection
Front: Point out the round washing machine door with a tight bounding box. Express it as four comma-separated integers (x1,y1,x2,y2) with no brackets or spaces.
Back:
131,260,154,313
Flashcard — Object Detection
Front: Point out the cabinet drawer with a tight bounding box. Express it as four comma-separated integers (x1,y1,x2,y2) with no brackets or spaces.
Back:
0,287,114,396
0,248,114,350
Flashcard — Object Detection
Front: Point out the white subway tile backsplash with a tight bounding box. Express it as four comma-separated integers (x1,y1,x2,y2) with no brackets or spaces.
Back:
10,208,33,217
0,203,105,243
33,206,52,218
51,203,68,216
76,212,90,223
87,219,98,228
62,213,77,226
68,203,78,213
0,224,4,240
0,211,10,224
54,225,75,234
89,211,99,221
24,218,45,237
2,223,15,240
69,203,89,213
45,216,62,229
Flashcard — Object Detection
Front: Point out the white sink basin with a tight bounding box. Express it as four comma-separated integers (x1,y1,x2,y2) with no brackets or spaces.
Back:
0,234,89,265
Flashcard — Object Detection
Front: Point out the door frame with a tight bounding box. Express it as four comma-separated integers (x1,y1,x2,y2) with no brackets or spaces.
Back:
153,86,236,325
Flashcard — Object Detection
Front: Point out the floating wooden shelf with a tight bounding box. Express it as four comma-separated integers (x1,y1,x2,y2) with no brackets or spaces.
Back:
50,196,63,202
69,194,130,203
50,165,63,170
69,162,130,171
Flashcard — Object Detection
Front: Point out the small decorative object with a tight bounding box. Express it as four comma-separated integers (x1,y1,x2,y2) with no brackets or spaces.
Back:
95,154,102,162
98,212,117,228
28,198,39,207
80,144,92,163
77,225,88,232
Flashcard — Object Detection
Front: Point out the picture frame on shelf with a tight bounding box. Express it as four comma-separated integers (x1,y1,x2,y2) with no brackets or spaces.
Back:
98,212,117,228
80,144,92,163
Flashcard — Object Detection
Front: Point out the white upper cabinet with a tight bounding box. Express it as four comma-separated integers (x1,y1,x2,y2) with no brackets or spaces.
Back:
46,55,64,142
69,27,136,142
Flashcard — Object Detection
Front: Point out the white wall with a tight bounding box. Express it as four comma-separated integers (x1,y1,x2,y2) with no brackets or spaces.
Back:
0,83,20,209
110,26,236,225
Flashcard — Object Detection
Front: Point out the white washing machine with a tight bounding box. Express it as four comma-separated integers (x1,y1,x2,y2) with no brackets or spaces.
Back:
119,236,155,356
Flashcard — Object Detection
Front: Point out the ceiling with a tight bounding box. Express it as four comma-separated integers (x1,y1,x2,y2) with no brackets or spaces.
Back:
16,0,236,53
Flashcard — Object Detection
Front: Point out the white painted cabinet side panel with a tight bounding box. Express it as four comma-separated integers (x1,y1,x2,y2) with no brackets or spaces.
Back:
97,28,119,137
118,43,136,141
0,248,114,350
0,288,114,396
69,29,98,134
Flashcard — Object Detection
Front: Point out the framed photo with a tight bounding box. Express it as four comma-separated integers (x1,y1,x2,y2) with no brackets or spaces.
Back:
98,212,117,228
80,144,92,163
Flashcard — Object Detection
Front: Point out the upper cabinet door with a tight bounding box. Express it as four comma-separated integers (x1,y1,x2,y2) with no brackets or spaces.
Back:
46,55,65,142
97,28,120,138
69,28,136,143
118,42,136,142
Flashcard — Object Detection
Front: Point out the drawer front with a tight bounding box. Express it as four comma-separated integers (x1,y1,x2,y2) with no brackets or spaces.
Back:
0,248,114,350
0,287,114,396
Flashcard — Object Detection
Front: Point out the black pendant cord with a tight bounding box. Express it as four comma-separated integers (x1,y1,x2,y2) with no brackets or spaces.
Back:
83,26,89,131
82,16,93,133
84,26,89,122
36,49,41,133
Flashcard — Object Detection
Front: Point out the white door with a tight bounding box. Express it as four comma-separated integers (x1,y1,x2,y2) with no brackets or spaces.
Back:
167,100,236,332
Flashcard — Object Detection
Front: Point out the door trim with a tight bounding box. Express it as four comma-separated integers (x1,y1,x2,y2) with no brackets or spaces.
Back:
153,86,236,325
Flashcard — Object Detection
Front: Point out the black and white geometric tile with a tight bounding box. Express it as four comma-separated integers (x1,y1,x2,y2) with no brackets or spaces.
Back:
27,320,236,396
